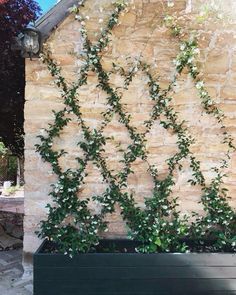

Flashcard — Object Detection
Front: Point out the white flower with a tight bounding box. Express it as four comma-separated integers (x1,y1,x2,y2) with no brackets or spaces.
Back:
196,81,204,89
153,86,157,91
200,90,207,96
176,60,181,66
164,15,173,23
99,19,104,23
193,48,200,55
187,57,194,64
180,43,186,51
75,15,81,21
167,1,174,7
173,59,181,66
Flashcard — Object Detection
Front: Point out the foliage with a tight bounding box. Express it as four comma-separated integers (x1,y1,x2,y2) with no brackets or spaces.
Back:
36,0,236,257
0,0,41,156
0,142,8,157
0,144,18,184
7,156,18,180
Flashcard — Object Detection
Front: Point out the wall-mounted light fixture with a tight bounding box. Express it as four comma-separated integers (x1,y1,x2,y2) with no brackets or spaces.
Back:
19,25,41,59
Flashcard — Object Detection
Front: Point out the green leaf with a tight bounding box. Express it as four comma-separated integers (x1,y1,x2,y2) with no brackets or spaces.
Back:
155,238,162,247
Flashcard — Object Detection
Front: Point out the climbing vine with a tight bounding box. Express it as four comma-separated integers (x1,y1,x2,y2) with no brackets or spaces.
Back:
36,0,236,256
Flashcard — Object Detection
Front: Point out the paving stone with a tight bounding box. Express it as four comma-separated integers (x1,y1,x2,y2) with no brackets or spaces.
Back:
24,284,33,293
12,278,33,288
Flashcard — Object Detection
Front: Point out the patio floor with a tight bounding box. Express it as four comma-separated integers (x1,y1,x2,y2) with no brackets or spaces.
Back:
0,248,32,295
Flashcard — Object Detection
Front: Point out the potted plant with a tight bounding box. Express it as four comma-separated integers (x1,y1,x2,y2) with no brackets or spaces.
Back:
33,1,236,294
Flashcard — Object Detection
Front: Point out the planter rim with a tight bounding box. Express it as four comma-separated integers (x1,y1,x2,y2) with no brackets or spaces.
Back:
34,240,236,256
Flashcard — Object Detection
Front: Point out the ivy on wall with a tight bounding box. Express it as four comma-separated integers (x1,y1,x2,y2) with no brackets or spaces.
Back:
36,0,236,257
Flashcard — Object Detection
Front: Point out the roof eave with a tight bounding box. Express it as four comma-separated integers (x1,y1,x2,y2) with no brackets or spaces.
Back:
36,0,78,42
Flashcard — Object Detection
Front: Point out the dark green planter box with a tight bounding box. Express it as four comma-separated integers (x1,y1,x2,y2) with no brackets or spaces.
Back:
34,240,236,295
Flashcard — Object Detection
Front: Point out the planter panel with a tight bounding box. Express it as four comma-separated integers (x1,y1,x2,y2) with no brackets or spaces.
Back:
34,241,236,295
34,266,236,280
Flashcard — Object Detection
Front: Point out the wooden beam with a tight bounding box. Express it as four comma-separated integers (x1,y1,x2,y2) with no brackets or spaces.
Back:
36,0,78,42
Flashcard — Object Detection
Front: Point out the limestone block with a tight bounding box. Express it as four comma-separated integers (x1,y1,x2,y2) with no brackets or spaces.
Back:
205,51,229,74
221,86,236,100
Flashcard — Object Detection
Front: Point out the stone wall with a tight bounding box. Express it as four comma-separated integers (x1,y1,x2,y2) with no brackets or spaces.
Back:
24,0,236,267
0,211,23,249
